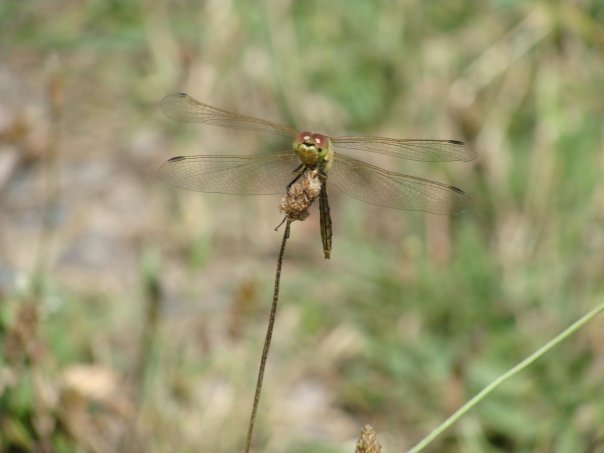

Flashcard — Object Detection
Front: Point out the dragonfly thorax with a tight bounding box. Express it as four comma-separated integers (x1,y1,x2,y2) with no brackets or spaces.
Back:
293,131,333,172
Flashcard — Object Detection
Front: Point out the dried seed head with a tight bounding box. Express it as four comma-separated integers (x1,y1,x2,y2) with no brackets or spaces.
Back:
355,425,382,453
279,169,322,221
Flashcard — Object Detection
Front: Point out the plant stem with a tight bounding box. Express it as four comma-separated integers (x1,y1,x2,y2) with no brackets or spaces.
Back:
244,220,292,453
408,301,604,453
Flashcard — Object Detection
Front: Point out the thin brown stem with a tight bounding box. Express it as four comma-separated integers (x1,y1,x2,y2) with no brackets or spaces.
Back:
244,220,292,453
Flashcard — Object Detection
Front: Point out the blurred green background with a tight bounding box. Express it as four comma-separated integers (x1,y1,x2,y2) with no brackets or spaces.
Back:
1,1,604,452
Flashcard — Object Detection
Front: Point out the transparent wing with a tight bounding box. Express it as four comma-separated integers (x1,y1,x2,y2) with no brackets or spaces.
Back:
332,136,476,162
328,154,472,214
158,153,301,195
161,93,298,138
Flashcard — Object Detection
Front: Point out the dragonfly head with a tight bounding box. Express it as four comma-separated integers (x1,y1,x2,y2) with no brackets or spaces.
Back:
293,131,333,167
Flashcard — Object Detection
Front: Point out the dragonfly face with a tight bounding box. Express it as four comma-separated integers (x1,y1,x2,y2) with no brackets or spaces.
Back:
293,131,334,173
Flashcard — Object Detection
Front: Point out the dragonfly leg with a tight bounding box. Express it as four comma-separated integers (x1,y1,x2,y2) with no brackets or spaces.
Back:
274,216,287,231
316,163,328,180
286,165,307,192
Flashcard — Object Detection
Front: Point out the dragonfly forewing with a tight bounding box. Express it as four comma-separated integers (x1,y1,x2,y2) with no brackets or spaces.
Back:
158,154,302,195
159,93,475,214
328,154,472,214
161,93,298,138
332,136,476,162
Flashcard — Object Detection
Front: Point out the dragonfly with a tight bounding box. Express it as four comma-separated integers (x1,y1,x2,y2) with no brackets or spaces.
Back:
159,93,475,259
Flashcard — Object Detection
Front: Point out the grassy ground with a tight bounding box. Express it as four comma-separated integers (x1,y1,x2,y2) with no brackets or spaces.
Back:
1,1,604,452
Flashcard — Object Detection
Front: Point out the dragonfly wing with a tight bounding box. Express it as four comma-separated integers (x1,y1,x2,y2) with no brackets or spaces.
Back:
161,93,298,138
332,136,476,162
158,153,301,195
328,154,472,214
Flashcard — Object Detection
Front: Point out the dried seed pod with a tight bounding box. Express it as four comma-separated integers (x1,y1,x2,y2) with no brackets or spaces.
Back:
279,169,322,221
355,425,382,453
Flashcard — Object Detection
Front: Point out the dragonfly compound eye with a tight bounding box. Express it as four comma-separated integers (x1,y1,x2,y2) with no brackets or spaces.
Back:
312,133,329,150
295,131,313,145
